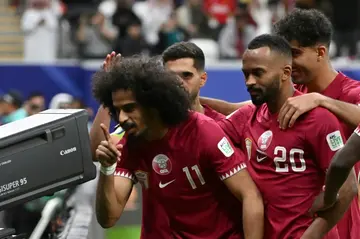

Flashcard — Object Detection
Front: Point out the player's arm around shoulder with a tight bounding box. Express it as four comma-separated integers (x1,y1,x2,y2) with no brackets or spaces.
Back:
200,96,252,116
95,124,134,228
200,121,264,239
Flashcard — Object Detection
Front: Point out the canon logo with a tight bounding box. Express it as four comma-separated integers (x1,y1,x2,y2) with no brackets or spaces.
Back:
60,147,77,156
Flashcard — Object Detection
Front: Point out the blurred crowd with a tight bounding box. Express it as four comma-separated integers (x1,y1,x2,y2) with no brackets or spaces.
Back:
12,0,360,62
0,90,92,126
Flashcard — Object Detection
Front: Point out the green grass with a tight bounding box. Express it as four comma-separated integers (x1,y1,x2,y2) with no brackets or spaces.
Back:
106,226,141,239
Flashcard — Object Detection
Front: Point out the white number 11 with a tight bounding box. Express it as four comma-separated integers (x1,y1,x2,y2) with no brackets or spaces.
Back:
182,165,206,189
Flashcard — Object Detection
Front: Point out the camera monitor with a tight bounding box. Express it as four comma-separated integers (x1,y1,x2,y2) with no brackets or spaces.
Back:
0,109,96,210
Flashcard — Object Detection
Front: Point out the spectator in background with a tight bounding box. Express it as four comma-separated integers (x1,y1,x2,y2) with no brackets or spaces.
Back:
24,92,46,116
203,0,236,38
49,93,73,109
0,90,27,124
330,0,358,59
132,0,173,54
120,20,149,56
155,12,190,53
218,4,256,59
69,98,94,131
176,0,213,38
21,0,59,62
76,12,113,59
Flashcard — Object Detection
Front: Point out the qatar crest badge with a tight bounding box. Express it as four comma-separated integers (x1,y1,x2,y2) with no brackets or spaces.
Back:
152,154,172,175
257,130,273,151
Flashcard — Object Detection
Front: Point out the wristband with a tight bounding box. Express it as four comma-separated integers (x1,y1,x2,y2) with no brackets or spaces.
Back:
100,163,117,175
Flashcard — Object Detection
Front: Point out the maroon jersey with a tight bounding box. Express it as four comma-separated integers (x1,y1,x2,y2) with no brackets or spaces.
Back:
139,105,225,239
115,112,247,239
296,72,360,239
218,91,345,239
203,104,225,121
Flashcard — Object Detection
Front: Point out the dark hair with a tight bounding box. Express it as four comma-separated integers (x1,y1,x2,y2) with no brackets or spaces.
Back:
27,91,44,100
162,42,205,71
92,56,191,126
248,34,292,58
71,98,86,108
273,8,333,47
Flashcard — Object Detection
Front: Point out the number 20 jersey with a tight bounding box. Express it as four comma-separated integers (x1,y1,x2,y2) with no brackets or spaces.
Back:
218,91,345,239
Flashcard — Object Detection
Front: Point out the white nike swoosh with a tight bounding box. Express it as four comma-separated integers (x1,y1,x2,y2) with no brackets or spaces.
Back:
159,179,176,188
257,155,266,162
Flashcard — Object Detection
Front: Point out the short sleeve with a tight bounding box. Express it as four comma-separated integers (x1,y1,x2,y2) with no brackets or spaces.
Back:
114,136,137,183
349,86,360,105
217,104,254,146
200,120,247,181
307,109,346,172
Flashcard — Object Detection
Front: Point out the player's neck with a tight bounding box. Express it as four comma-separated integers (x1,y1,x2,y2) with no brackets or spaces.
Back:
192,97,204,114
144,122,169,141
268,84,295,114
305,63,338,93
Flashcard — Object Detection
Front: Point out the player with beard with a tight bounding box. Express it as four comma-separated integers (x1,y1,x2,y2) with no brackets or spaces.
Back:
200,10,360,238
90,43,225,238
93,56,264,239
218,34,357,239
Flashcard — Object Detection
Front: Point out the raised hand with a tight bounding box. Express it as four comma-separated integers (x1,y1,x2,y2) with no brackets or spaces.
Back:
96,123,123,168
102,51,122,72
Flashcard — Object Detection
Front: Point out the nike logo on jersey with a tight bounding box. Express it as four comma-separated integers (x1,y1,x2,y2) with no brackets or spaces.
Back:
257,155,266,162
159,179,176,188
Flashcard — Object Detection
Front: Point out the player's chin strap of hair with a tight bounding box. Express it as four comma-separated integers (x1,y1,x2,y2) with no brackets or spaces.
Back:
100,163,117,175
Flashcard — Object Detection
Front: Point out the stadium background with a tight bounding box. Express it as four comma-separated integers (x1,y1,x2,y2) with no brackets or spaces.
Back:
1,0,360,237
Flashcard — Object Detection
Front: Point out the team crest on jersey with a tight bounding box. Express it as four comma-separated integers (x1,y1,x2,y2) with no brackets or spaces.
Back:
152,154,172,175
245,138,252,160
135,170,149,189
257,130,273,151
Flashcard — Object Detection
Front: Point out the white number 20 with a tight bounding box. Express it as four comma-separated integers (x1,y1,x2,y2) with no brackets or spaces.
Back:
274,146,306,172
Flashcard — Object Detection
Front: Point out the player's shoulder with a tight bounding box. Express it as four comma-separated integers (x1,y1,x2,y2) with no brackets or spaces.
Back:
178,111,225,139
226,104,256,120
304,107,339,126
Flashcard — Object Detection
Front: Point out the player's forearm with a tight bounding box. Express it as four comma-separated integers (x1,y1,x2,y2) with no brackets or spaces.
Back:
324,147,358,204
90,106,112,161
96,174,124,228
308,171,357,237
242,194,264,239
199,97,249,115
319,96,360,129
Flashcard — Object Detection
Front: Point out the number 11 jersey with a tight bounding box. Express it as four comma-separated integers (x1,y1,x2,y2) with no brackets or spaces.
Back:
218,91,345,239
116,112,247,239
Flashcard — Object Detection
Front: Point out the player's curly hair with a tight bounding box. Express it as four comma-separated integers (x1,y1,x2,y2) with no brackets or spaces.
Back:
92,56,191,126
162,42,205,71
273,8,333,47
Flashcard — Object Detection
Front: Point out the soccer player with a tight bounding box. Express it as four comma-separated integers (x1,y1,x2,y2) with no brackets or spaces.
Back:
218,34,357,239
93,56,264,238
91,42,225,238
200,9,360,238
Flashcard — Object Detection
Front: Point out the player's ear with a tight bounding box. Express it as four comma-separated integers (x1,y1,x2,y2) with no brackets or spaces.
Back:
316,45,326,60
200,71,207,88
282,65,292,81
